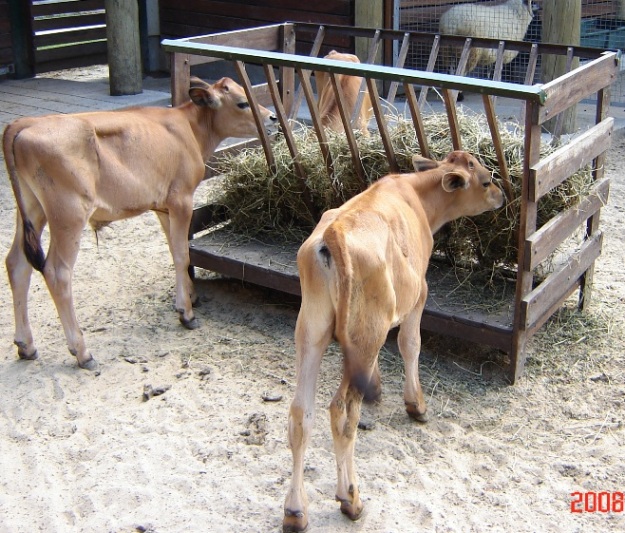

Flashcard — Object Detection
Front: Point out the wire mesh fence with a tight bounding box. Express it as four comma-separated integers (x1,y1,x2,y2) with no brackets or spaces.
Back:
397,0,625,105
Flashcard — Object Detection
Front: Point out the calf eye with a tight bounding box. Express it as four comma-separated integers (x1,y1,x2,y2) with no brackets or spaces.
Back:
237,102,250,109
483,181,491,188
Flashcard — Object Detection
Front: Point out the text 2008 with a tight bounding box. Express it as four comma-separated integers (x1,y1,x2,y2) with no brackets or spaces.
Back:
570,492,624,513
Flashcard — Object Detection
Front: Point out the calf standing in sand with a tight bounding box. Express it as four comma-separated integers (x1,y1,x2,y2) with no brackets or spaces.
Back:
4,77,276,371
283,151,504,532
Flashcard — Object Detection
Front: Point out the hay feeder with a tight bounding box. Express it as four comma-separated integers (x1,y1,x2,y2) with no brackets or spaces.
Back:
162,23,618,383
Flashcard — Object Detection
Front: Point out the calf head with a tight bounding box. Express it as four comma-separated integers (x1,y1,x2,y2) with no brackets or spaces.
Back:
413,150,504,224
189,76,277,139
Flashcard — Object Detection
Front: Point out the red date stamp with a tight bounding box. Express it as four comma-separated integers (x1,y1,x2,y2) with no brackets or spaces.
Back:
571,491,624,513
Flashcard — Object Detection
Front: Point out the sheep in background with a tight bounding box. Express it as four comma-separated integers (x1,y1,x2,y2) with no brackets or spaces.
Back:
439,0,534,77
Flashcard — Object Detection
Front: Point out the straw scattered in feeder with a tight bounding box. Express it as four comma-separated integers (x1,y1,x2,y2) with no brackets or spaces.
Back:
212,110,595,280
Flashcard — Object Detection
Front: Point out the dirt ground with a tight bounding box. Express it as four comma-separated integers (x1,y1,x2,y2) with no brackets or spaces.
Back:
0,69,624,533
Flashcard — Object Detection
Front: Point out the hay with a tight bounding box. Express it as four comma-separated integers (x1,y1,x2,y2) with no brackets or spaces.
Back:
212,110,594,277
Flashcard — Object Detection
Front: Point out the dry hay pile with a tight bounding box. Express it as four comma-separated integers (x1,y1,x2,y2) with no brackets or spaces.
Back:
212,110,593,279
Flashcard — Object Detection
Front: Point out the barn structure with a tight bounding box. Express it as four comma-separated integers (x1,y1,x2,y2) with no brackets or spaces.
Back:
3,1,625,90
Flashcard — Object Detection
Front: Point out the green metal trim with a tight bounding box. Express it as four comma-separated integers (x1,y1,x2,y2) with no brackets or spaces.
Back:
161,39,547,104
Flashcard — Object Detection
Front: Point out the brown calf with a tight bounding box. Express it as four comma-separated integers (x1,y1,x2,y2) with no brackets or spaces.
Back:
4,77,276,371
314,50,372,135
283,151,504,532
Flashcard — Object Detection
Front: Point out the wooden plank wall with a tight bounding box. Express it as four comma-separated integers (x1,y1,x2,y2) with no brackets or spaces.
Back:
159,0,354,54
31,0,107,73
0,0,12,74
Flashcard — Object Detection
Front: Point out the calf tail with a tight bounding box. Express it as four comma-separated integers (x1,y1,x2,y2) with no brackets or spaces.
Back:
3,123,46,272
322,225,381,404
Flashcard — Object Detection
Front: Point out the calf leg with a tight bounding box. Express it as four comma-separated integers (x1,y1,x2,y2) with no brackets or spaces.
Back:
156,207,197,329
398,294,428,422
6,210,46,361
44,218,96,370
329,376,365,521
283,304,333,533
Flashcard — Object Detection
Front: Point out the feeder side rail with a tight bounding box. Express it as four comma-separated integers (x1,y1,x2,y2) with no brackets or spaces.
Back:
161,39,547,104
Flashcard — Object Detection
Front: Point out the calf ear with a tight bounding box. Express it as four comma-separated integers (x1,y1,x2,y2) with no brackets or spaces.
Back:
189,86,221,109
442,171,470,192
412,154,439,172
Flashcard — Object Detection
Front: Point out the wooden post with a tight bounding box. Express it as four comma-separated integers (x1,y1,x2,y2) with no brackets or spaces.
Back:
105,0,143,95
7,0,35,78
541,0,580,134
355,0,384,63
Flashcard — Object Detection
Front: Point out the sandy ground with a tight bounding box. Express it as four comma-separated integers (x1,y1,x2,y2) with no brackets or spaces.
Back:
0,69,624,533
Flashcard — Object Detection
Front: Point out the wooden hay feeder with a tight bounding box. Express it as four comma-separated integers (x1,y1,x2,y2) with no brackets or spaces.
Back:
162,23,618,383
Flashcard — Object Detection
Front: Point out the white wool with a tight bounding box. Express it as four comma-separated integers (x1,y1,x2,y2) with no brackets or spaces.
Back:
439,0,534,74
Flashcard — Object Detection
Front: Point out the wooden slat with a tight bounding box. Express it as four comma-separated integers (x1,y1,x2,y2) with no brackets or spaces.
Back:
296,66,335,183
33,13,105,32
263,63,318,222
351,29,381,128
35,40,106,63
420,309,513,354
386,32,410,105
330,72,366,187
552,47,576,143
521,232,603,330
234,60,276,173
442,89,462,150
482,94,513,200
31,0,104,17
366,77,398,173
185,25,282,66
529,117,614,202
161,39,547,102
525,177,610,270
538,53,619,125
34,26,106,49
289,25,325,120
580,84,611,310
524,43,539,85
418,33,440,108
404,82,430,159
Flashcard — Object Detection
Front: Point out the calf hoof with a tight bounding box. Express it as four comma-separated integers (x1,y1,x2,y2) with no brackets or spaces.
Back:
179,315,200,330
338,498,364,521
406,403,429,423
283,509,308,532
16,344,38,361
78,356,100,373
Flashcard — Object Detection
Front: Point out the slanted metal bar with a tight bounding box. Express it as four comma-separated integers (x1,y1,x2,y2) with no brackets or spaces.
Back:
482,94,513,200
418,34,441,108
331,72,366,187
289,25,325,120
295,67,336,183
233,60,275,173
552,47,576,143
386,32,410,106
443,88,462,150
404,82,430,159
351,29,381,127
263,64,318,222
366,77,398,173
